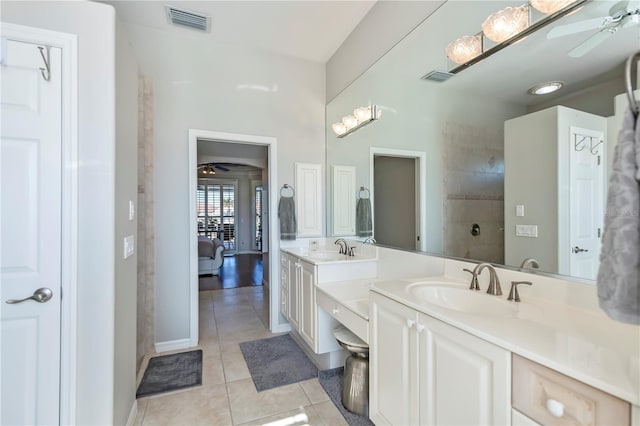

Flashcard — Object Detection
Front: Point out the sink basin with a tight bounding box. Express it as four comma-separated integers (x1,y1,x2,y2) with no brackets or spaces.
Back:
407,283,517,316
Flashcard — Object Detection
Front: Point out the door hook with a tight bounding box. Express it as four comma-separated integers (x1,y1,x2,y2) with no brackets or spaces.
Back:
38,46,51,81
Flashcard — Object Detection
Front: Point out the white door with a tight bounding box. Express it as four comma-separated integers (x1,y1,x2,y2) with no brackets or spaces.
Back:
369,292,419,426
419,314,510,425
569,127,605,280
1,38,62,425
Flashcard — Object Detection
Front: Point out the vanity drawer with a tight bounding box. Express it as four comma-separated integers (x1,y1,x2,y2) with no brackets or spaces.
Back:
316,290,368,343
512,354,630,425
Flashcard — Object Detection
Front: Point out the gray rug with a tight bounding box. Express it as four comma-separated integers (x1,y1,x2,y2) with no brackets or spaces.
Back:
240,334,317,391
136,350,202,398
318,367,374,426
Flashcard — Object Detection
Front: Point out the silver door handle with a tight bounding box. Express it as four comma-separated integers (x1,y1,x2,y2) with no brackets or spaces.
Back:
6,287,53,304
572,246,589,254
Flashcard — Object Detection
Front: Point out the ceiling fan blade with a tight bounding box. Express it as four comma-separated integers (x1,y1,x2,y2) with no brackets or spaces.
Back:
547,16,609,39
214,164,230,172
568,28,615,58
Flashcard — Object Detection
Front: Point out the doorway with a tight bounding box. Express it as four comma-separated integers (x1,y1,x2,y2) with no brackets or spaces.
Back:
188,130,280,341
370,147,428,251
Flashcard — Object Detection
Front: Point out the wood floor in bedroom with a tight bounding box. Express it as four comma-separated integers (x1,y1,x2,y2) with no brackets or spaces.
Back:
199,253,263,291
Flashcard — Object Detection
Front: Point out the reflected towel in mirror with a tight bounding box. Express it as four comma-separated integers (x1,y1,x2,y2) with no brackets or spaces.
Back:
356,197,372,237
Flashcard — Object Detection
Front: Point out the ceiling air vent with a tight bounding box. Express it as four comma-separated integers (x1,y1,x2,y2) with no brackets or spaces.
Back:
165,5,211,32
421,70,454,83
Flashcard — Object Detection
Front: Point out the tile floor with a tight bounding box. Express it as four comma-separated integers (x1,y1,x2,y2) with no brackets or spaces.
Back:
134,286,348,426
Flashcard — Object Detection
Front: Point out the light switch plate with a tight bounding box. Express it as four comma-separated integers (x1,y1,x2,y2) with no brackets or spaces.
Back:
515,224,538,238
124,235,135,259
516,205,525,217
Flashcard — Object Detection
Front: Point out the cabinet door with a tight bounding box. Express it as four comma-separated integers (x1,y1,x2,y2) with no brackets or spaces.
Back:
370,293,420,426
419,314,510,426
298,260,316,349
288,260,300,330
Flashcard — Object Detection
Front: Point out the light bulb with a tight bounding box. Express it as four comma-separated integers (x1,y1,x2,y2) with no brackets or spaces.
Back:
342,115,358,130
482,6,529,43
530,0,575,15
332,122,347,136
446,35,482,65
354,106,372,122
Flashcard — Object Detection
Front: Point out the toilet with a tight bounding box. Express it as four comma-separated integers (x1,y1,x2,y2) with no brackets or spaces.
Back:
333,327,369,417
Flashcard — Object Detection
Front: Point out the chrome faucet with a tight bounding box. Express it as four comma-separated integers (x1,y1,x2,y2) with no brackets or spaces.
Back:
473,263,503,296
334,238,348,255
363,237,377,245
463,268,480,291
507,281,532,302
520,258,540,269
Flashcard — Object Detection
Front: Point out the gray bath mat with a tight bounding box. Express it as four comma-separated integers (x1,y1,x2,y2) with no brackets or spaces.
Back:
318,367,374,426
136,350,202,397
240,334,317,391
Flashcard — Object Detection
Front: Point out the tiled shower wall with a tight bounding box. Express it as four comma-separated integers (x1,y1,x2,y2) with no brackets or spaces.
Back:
443,121,505,264
137,76,155,370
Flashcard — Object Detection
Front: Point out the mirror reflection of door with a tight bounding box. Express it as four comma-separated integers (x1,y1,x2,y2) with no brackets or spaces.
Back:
373,155,418,250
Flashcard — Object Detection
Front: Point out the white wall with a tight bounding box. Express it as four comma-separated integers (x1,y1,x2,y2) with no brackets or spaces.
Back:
114,19,138,426
326,0,445,101
122,23,326,344
1,1,117,424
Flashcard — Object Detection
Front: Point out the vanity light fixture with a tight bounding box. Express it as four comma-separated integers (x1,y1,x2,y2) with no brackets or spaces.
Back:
527,81,564,95
332,105,380,138
482,5,530,43
443,0,585,75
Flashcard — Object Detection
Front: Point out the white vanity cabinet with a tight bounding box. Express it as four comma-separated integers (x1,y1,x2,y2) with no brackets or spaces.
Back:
370,292,510,426
297,259,316,348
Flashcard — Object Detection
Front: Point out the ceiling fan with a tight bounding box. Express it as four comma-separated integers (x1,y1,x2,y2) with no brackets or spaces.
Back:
546,0,640,58
197,162,236,175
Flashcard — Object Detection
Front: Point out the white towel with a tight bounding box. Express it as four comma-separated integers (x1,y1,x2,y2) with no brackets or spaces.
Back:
597,108,640,325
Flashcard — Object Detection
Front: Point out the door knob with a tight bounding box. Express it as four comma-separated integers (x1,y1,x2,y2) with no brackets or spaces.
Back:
6,287,53,304
572,246,589,254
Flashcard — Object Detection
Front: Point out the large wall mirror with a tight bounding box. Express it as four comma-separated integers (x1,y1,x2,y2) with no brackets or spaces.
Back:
326,0,639,282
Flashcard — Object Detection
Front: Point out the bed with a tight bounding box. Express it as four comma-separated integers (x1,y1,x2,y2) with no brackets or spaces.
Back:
198,236,224,275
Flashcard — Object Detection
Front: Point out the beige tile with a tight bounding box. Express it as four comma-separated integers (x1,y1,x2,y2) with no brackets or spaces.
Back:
311,400,348,426
227,379,311,425
299,378,330,404
133,398,148,426
221,346,251,383
234,405,319,426
202,351,226,387
141,384,232,426
219,328,275,346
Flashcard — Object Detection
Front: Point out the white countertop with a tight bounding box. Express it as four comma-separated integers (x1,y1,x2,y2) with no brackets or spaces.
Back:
371,276,640,406
316,279,375,320
281,246,377,265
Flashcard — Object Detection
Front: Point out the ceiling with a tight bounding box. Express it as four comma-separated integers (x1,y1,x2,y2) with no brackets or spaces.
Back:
442,0,640,106
103,0,376,63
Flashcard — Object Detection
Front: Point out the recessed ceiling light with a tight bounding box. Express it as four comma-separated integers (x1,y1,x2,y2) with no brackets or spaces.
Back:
528,81,564,95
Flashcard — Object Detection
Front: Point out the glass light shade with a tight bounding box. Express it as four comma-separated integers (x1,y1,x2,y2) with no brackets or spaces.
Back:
446,35,482,65
354,106,372,122
332,122,347,135
529,0,575,15
482,6,529,43
342,115,358,130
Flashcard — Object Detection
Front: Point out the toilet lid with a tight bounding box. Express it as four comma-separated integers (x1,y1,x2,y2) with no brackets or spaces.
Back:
333,326,368,349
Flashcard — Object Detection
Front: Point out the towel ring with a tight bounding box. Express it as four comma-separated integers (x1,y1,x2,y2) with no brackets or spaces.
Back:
358,186,370,199
280,184,295,197
625,51,640,117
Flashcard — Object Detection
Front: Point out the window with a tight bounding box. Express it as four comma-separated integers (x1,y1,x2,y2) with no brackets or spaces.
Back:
197,181,237,251
254,185,262,251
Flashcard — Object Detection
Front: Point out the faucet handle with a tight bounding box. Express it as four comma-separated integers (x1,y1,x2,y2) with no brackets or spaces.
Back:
507,281,532,302
463,268,480,291
348,246,356,256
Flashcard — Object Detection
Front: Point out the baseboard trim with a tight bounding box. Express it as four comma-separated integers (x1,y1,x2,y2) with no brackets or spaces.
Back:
154,338,191,353
126,400,138,426
273,323,291,333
